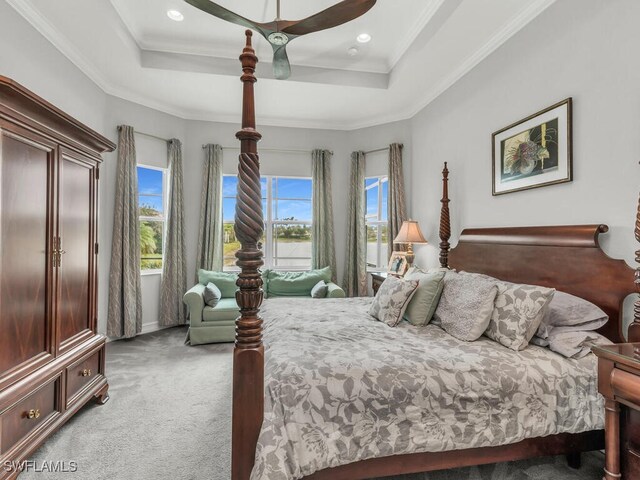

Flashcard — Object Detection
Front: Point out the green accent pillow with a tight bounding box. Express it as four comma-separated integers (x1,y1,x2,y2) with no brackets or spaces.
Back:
310,280,328,298
203,282,222,307
267,267,332,297
197,270,238,298
403,269,446,326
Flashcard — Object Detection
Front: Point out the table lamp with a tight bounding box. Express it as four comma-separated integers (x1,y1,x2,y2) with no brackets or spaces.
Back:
393,220,427,266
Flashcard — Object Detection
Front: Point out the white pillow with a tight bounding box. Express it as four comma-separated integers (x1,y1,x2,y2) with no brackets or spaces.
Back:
434,271,497,341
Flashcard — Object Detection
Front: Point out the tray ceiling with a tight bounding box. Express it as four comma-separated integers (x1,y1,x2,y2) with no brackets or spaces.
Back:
8,0,556,130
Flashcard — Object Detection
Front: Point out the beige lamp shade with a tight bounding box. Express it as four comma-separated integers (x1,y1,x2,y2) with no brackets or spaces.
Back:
393,220,427,244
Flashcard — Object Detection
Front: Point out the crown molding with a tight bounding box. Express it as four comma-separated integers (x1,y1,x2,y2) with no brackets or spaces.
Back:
7,0,557,132
343,0,558,131
399,0,558,125
6,0,111,92
387,0,447,70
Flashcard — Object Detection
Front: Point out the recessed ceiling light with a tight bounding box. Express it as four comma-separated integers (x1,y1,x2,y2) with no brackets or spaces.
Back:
357,33,371,43
347,46,359,57
167,10,184,22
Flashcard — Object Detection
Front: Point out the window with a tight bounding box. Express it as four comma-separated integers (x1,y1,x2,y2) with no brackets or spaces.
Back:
223,175,312,270
365,176,388,269
138,165,167,272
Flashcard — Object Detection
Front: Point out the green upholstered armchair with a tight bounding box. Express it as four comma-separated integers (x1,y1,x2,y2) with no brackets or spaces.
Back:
184,267,345,345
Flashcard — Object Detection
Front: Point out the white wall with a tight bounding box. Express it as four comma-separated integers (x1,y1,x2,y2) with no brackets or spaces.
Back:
0,1,106,135
408,0,638,327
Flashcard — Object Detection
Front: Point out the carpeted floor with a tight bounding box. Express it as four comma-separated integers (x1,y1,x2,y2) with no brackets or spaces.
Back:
24,327,604,480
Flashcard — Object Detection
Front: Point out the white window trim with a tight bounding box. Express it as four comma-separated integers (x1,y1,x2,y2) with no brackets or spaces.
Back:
223,175,312,271
139,164,169,275
365,175,388,270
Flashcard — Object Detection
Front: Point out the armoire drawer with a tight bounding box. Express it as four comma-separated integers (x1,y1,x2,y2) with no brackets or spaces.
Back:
65,350,101,408
0,378,60,455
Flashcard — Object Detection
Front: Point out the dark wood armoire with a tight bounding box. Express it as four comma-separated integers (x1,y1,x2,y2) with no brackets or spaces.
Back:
0,76,114,479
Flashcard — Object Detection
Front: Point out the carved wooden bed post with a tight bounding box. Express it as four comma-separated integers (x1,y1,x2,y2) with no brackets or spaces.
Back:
232,30,264,480
439,162,451,268
629,192,640,343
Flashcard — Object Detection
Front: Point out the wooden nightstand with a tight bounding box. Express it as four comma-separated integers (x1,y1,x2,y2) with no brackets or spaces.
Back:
593,343,640,480
370,272,388,296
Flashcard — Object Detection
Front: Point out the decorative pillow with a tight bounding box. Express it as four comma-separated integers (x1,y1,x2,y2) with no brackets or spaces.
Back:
369,276,419,327
203,282,222,307
403,269,446,326
198,269,238,298
434,271,497,341
536,291,608,339
310,280,328,298
484,282,555,351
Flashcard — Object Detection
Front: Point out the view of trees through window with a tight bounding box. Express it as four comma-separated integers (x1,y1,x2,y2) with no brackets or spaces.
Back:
365,176,389,268
223,176,312,269
138,166,166,271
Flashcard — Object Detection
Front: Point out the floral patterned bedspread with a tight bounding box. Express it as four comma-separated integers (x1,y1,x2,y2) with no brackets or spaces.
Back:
251,297,603,480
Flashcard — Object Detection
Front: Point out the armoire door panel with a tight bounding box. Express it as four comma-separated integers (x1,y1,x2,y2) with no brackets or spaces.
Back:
0,129,54,379
57,151,94,349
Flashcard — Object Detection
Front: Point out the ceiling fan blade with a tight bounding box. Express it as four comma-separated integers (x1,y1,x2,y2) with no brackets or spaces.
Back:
272,44,291,80
183,0,264,32
282,0,376,36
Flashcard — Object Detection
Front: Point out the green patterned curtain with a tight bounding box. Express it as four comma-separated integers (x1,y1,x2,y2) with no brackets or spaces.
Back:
159,139,187,327
342,151,367,297
196,144,224,274
311,149,337,281
388,143,407,256
108,125,142,338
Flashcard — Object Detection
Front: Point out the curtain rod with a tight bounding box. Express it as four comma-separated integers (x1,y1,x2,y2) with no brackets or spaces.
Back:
364,143,403,155
364,147,389,155
203,145,333,155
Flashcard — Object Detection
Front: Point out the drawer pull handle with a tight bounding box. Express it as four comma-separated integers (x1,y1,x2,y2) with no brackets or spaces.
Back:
81,369,92,377
26,409,41,419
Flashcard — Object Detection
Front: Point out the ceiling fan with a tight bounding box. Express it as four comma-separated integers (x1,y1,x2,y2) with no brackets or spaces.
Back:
183,0,377,80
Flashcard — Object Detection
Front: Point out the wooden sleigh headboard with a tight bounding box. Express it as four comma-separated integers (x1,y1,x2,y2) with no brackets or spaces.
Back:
437,162,638,344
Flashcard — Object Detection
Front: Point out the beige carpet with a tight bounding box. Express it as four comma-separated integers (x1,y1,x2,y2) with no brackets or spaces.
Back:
23,327,604,480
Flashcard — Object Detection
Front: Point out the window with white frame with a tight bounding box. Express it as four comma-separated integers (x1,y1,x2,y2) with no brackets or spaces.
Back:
138,165,168,272
223,175,312,270
365,176,388,269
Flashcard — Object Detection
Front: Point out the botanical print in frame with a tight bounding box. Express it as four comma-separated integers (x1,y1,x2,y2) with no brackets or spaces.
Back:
387,251,408,276
492,98,572,195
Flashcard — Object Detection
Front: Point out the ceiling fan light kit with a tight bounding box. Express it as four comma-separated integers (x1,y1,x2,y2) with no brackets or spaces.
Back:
183,0,377,79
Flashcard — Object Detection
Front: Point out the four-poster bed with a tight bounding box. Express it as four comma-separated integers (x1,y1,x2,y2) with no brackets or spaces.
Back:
231,31,639,480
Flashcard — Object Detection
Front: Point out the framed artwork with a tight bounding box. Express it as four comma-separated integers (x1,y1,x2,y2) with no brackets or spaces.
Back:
387,251,408,276
492,98,572,195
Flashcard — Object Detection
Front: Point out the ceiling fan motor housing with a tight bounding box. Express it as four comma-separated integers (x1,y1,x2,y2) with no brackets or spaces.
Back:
268,32,289,45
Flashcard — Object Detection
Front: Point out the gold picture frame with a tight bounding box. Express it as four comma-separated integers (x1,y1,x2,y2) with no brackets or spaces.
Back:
492,98,572,195
387,251,409,276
